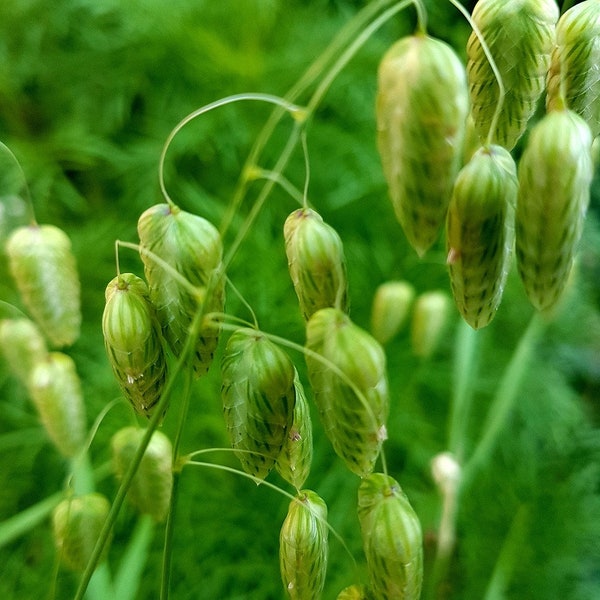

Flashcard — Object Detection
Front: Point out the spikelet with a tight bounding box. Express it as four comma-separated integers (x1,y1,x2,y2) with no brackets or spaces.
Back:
221,328,296,481
305,308,389,478
284,208,348,320
411,291,452,358
370,281,415,345
279,489,328,600
138,203,225,377
52,493,111,572
446,145,517,329
276,369,313,490
5,224,81,347
377,34,469,256
0,318,48,387
516,108,593,312
357,473,423,600
467,0,559,150
102,273,167,418
336,586,374,600
111,427,173,522
547,0,600,138
29,352,87,458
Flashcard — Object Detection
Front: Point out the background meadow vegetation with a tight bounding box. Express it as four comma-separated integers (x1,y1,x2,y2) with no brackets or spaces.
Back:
0,0,599,598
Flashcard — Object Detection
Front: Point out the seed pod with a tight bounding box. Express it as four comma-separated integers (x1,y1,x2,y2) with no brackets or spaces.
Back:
276,369,313,490
102,273,167,418
446,145,517,329
547,0,600,138
279,489,328,600
284,208,348,320
29,352,87,458
138,203,225,378
377,34,469,256
52,493,111,572
305,308,389,478
370,281,415,345
336,585,374,600
221,328,296,481
516,109,593,312
467,0,559,151
357,473,423,600
411,291,452,358
5,224,81,347
111,426,173,522
0,318,48,387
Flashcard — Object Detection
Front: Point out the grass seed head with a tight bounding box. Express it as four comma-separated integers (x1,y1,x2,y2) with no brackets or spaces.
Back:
446,145,517,329
377,34,469,256
516,108,593,312
5,224,81,347
336,585,374,600
279,489,329,600
370,280,415,345
305,308,389,478
284,208,348,320
29,352,87,458
102,273,168,418
138,203,225,377
411,291,452,358
357,473,423,600
221,328,296,481
111,426,173,522
467,0,559,150
52,493,111,572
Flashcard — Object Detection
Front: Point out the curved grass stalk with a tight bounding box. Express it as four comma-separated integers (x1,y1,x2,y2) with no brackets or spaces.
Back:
246,166,305,207
0,141,36,226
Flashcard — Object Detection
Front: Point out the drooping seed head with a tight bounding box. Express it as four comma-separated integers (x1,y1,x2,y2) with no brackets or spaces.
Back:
377,33,469,256
357,473,423,600
29,352,87,458
138,203,225,377
411,291,452,358
446,145,517,329
5,224,81,347
279,489,329,600
547,0,600,138
284,208,348,320
467,0,559,150
516,108,593,312
52,493,111,572
221,328,296,481
111,426,173,522
102,273,168,418
370,281,416,345
305,308,389,478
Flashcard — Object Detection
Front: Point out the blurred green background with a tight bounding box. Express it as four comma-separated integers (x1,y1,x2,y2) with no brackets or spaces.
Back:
1,1,599,599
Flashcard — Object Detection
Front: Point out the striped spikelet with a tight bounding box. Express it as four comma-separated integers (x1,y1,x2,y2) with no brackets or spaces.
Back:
102,273,167,417
357,473,423,600
467,0,559,150
279,489,329,600
305,308,389,478
221,328,296,481
5,224,81,347
546,0,600,138
516,108,593,312
276,369,313,490
111,427,173,522
377,34,469,256
138,203,225,377
284,208,348,320
446,145,517,329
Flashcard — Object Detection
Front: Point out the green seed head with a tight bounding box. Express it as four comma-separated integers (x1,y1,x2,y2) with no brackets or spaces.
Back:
138,203,225,377
446,145,517,329
411,291,452,359
284,208,348,320
467,0,559,150
336,585,374,600
221,328,296,481
52,493,111,572
29,352,87,458
279,490,329,600
305,308,389,478
370,281,416,345
547,0,600,138
103,273,168,418
357,473,423,600
377,34,469,256
516,108,593,312
111,426,173,522
5,224,81,347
